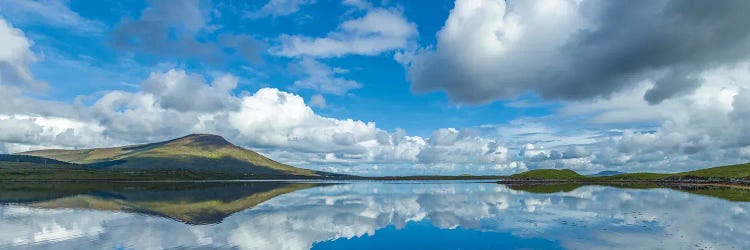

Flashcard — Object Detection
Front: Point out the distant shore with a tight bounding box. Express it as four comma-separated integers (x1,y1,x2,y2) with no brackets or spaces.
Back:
499,164,750,187
497,179,750,187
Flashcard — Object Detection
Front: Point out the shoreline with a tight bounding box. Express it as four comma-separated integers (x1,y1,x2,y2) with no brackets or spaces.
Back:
497,179,750,188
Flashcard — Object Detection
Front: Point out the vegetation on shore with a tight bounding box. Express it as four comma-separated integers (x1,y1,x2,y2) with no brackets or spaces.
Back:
504,163,750,183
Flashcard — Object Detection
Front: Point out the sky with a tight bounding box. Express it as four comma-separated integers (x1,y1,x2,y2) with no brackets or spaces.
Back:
0,0,749,176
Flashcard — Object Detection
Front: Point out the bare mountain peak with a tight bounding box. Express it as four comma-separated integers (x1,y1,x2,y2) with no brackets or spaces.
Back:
172,134,233,147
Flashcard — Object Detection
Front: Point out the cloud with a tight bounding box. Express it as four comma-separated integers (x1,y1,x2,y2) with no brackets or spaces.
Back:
111,0,265,65
0,0,106,34
140,70,239,112
1,60,747,174
406,0,750,105
245,0,315,18
0,114,117,153
292,58,361,95
0,66,521,174
2,184,749,249
552,62,750,172
272,8,417,58
308,94,326,108
342,0,371,10
562,146,588,159
417,128,509,165
12,60,749,174
227,87,381,152
4,3,750,175
0,17,45,91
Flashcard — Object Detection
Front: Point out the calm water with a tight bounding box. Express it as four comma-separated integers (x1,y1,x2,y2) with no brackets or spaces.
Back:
1,181,749,249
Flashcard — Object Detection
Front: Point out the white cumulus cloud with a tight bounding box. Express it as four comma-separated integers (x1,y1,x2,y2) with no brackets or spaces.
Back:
272,8,417,58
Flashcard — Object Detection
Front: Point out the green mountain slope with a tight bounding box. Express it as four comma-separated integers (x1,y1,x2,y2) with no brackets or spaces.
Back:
0,154,76,166
19,134,317,177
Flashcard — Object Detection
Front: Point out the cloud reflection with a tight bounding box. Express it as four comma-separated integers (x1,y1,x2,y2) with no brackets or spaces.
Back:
1,182,749,249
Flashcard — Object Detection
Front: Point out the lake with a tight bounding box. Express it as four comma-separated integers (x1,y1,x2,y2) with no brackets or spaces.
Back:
0,181,749,249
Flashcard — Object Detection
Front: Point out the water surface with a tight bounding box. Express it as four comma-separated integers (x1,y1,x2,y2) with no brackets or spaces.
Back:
1,181,749,249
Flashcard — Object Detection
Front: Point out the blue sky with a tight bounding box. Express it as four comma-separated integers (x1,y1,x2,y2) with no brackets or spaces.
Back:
1,0,750,175
14,0,544,137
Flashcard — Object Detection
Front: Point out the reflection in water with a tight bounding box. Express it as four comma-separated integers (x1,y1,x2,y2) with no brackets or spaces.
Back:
1,181,749,249
0,182,318,224
506,182,750,202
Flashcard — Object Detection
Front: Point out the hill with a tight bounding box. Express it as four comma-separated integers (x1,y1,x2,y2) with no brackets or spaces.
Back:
0,154,82,170
677,163,750,179
596,163,750,182
508,169,585,180
0,154,75,166
505,163,750,183
17,134,318,177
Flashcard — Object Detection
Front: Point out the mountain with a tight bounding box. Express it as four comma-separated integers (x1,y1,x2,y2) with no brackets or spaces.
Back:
588,170,627,177
19,134,318,177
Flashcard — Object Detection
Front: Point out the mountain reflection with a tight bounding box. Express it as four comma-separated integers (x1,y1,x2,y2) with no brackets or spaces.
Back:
1,182,749,249
0,182,318,224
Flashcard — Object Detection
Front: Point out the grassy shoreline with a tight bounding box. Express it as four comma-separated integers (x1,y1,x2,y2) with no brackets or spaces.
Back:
498,163,750,186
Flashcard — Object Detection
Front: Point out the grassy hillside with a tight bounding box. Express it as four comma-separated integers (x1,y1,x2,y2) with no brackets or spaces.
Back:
0,153,329,180
508,169,586,180
0,154,89,178
0,154,75,166
596,163,750,181
506,163,750,182
19,134,318,177
677,163,750,179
